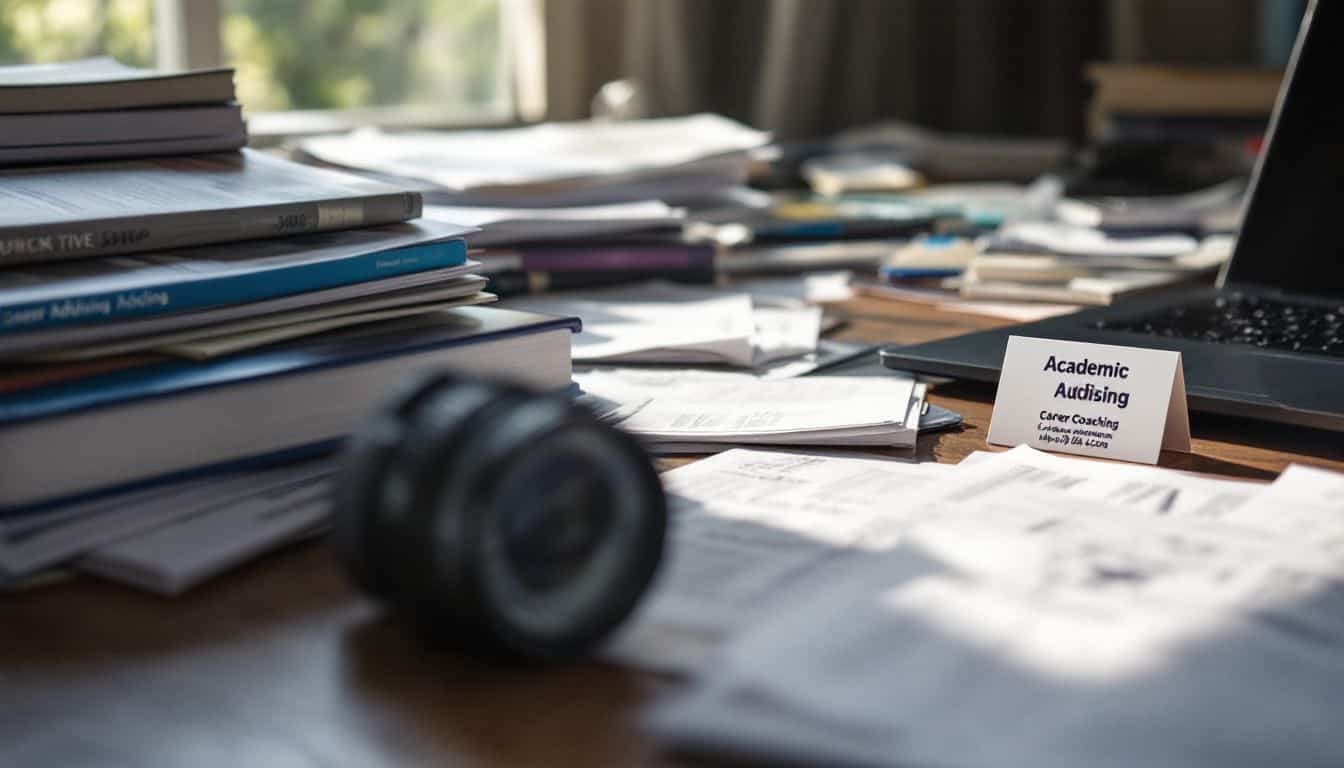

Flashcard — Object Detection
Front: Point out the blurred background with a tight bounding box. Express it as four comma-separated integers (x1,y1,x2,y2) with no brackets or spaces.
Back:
0,0,1307,138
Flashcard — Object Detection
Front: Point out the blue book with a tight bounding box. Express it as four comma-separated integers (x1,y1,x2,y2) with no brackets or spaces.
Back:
0,306,580,513
0,219,472,336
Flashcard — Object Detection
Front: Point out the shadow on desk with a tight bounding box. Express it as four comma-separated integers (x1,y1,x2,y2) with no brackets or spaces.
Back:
342,613,652,765
924,379,1344,483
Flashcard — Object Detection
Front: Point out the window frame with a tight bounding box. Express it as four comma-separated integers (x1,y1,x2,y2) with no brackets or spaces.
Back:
152,0,545,141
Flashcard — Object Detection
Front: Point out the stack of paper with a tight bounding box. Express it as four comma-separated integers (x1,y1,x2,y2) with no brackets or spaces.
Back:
961,222,1233,305
503,281,823,368
422,200,684,248
1,460,333,592
643,446,1344,767
297,113,771,207
605,449,952,671
576,369,924,451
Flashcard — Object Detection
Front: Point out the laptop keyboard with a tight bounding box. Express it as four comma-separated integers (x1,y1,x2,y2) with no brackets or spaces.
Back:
1092,293,1344,358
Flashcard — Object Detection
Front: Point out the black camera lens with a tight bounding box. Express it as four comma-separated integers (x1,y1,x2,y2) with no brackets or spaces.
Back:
334,374,667,660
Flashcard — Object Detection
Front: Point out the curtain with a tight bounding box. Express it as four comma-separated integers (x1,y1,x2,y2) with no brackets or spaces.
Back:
542,0,1274,140
544,0,1108,140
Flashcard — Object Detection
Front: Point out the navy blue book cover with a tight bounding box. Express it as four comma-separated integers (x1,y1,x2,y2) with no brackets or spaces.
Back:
0,306,580,427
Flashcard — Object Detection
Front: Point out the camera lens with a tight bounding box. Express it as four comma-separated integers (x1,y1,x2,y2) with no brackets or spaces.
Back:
475,417,662,649
336,375,667,659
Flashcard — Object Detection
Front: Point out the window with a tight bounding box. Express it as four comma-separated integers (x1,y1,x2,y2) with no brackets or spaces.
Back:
0,0,543,132
0,0,155,67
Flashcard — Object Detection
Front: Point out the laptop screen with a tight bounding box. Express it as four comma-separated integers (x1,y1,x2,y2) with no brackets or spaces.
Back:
1227,0,1344,298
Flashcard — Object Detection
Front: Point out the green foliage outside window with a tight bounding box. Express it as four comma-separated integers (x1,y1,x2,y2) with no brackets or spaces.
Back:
0,0,154,67
0,0,502,113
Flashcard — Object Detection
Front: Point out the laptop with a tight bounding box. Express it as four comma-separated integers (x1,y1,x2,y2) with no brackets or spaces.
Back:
880,0,1344,432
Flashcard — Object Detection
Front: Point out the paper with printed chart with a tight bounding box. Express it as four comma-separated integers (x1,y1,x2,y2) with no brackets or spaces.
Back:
604,449,951,672
575,369,923,447
647,448,1344,768
503,281,825,368
504,282,758,366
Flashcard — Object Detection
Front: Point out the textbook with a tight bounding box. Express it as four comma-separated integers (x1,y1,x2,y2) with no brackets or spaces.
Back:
0,263,480,358
0,132,250,166
0,57,236,113
0,219,472,336
0,103,245,149
0,149,422,266
0,306,579,511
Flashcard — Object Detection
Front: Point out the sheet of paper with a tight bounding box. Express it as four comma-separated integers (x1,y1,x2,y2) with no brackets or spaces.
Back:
645,383,925,454
299,114,769,192
934,298,1083,323
424,200,679,226
647,452,1344,768
650,558,1344,768
728,271,856,307
423,200,683,246
750,306,821,365
0,461,331,580
503,282,757,366
991,221,1199,259
953,445,1258,521
160,293,496,359
575,371,919,444
605,449,950,671
753,338,874,380
77,466,334,594
1221,464,1344,551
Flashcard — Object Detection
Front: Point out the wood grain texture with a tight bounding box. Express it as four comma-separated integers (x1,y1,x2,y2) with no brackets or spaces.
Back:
3,295,1342,768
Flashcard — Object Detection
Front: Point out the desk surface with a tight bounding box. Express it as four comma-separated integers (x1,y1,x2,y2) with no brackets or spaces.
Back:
5,296,1344,768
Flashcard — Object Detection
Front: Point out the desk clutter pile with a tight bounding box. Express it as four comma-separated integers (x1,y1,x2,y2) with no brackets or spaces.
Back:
4,54,1344,767
0,58,1276,595
634,446,1344,766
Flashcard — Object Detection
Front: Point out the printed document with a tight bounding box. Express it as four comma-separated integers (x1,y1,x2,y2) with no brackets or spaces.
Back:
504,283,757,366
646,448,1344,768
606,449,950,671
298,114,769,194
575,370,921,446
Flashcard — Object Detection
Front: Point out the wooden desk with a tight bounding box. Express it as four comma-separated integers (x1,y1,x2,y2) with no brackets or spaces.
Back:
5,296,1343,768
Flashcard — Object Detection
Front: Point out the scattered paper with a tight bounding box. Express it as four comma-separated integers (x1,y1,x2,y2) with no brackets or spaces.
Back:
989,221,1199,259
503,283,758,366
729,272,856,307
77,465,334,594
0,461,332,581
606,449,950,671
423,200,683,247
645,447,1344,768
577,370,922,447
750,306,822,365
159,293,496,360
299,113,769,205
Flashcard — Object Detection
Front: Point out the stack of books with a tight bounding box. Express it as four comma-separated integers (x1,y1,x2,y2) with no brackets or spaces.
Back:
422,201,715,296
0,62,580,592
0,58,248,165
957,221,1232,306
1087,63,1283,144
299,114,773,295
